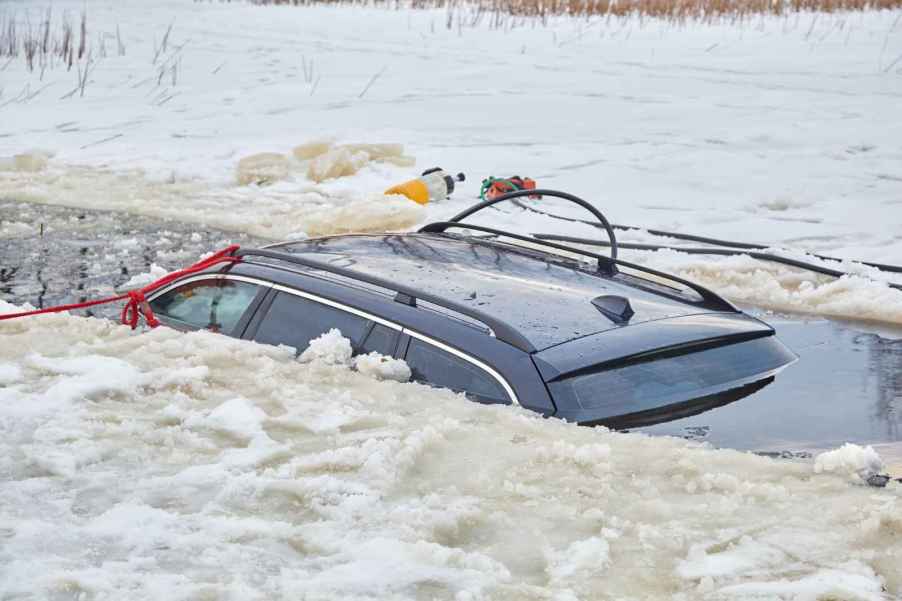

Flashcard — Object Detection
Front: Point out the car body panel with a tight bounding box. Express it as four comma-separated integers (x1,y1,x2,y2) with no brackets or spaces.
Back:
532,312,775,381
146,231,796,427
270,234,739,351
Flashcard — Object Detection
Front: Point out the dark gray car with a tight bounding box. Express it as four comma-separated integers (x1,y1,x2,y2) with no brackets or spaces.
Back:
147,190,796,428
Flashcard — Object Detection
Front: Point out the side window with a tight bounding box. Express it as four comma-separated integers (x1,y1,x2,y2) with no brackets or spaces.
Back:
360,324,400,356
405,339,510,404
150,279,260,335
253,292,369,354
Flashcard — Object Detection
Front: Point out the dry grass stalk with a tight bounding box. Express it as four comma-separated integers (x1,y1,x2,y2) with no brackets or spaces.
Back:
0,7,124,77
244,0,902,19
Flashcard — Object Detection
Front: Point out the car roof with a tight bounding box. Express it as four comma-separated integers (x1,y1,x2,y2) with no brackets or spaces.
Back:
264,233,721,351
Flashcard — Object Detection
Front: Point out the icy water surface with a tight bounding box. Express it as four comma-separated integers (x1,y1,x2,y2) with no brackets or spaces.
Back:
641,317,902,462
2,200,901,462
2,201,901,599
0,200,266,319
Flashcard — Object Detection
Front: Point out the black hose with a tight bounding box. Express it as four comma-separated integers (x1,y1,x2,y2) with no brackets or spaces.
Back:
436,189,619,260
509,198,902,275
533,233,902,293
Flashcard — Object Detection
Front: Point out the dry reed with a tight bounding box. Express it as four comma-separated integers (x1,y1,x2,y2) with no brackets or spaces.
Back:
241,0,902,19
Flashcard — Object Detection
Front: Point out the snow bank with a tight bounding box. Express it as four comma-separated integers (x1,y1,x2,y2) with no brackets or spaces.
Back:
0,163,424,240
625,248,902,326
1,302,899,599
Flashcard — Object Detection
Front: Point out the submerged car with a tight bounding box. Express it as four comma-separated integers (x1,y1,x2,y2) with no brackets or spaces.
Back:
147,190,796,428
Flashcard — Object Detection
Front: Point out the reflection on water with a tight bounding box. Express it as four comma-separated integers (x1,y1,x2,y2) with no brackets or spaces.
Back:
867,333,902,441
3,200,902,459
640,317,902,455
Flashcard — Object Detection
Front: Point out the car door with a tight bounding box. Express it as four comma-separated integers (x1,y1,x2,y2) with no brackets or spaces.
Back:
245,289,402,357
148,277,266,336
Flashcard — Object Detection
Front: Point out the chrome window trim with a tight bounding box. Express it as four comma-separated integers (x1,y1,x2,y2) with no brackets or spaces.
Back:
148,273,517,405
269,283,402,331
146,274,273,303
403,328,519,405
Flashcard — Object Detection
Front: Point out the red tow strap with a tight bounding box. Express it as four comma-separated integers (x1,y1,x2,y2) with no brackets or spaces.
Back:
0,244,241,330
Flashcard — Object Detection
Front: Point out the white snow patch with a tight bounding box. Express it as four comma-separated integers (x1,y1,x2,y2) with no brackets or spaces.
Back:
198,397,268,442
299,328,354,365
546,536,611,584
714,561,887,601
354,352,412,382
815,443,885,481
0,363,23,385
122,263,170,288
625,249,902,325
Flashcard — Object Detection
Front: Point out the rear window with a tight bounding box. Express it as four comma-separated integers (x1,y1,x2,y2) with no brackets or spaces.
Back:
548,337,796,413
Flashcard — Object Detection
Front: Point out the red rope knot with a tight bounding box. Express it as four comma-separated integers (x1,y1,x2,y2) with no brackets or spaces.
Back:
0,244,241,330
121,290,160,330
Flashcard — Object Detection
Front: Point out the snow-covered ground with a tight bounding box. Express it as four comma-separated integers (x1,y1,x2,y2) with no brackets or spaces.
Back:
3,1,902,598
1,305,900,599
2,0,902,322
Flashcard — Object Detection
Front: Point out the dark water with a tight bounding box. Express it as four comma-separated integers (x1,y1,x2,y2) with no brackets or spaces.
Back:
3,201,901,463
0,200,265,319
640,316,902,459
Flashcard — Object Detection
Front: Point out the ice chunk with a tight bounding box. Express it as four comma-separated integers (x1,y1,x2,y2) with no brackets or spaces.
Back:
302,195,424,237
236,152,291,186
341,143,405,159
202,398,268,441
299,142,415,182
814,443,884,481
299,328,354,365
121,263,170,288
27,354,143,405
714,561,887,601
0,151,51,173
546,536,611,583
306,147,370,183
354,352,411,382
292,139,333,160
678,536,788,580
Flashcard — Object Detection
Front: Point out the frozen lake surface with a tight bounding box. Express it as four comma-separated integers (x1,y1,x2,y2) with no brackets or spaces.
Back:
2,1,902,597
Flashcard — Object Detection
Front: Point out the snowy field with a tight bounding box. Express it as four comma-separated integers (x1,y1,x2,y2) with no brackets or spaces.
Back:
1,0,902,322
2,0,902,598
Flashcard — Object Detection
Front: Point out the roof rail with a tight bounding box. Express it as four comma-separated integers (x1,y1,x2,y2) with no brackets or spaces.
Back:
233,248,536,353
419,189,735,313
421,223,733,312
